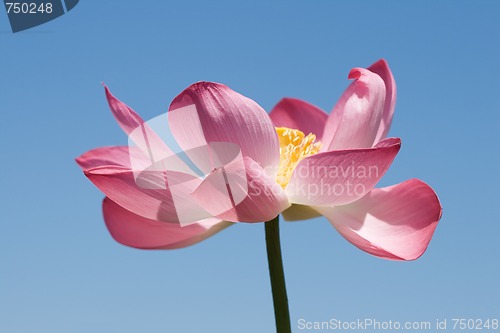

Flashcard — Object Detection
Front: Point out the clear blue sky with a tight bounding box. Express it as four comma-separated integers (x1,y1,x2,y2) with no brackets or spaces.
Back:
1,1,499,332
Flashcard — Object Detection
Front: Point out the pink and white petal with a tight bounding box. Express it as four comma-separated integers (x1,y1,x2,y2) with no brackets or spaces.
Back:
369,59,397,144
322,68,386,151
191,156,290,223
314,179,442,261
103,198,232,249
281,204,321,221
285,138,401,206
269,98,328,140
84,166,212,224
168,82,280,175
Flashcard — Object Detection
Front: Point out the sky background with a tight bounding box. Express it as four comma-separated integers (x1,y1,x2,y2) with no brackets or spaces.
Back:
1,1,499,332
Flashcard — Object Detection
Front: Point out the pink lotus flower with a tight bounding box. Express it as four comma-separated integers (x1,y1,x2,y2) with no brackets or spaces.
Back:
77,59,441,260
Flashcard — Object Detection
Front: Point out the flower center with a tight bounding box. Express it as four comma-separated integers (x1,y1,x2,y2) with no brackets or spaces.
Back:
275,127,322,188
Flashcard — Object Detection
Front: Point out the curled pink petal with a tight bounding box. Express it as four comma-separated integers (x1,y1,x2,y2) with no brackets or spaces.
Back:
322,67,386,151
84,166,212,224
103,198,231,249
269,98,328,140
191,156,290,222
76,146,155,171
76,146,131,170
77,146,210,225
168,82,280,174
369,59,397,144
314,179,442,260
285,138,401,206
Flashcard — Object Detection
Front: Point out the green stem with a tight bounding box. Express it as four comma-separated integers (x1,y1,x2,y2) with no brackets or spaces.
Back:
265,215,291,333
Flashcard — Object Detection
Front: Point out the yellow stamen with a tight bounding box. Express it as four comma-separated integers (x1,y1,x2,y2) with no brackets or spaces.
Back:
276,127,322,188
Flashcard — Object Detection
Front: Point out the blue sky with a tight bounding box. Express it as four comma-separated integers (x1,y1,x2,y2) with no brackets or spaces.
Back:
1,1,499,332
